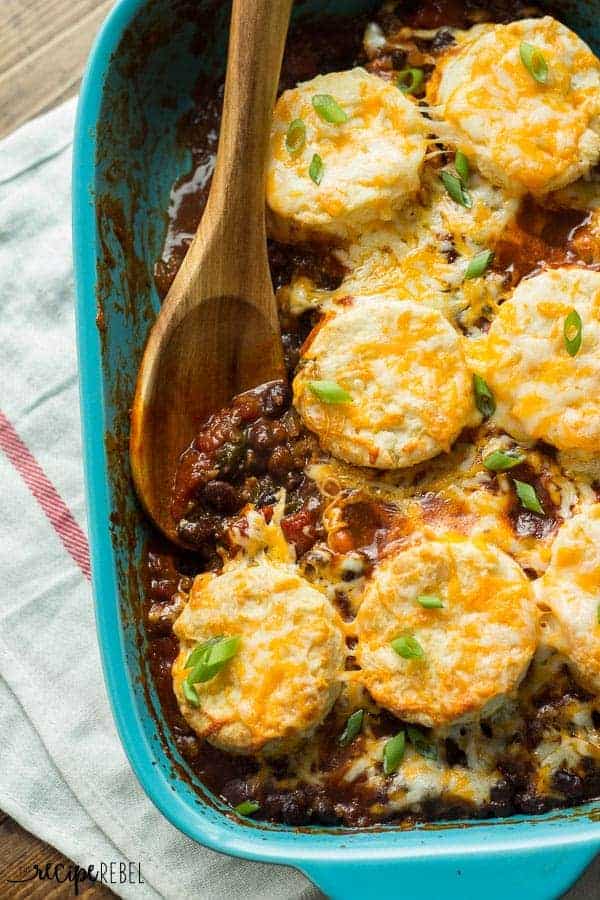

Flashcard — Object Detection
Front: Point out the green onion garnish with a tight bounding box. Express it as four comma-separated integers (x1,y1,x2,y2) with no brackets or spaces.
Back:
473,374,496,418
407,725,438,760
514,479,544,515
396,68,425,95
520,42,549,84
383,731,406,775
597,602,600,625
186,635,240,685
455,151,470,184
465,249,494,280
391,635,425,660
234,800,260,816
483,449,525,472
185,637,219,669
339,709,365,747
312,94,348,124
182,678,200,707
309,153,324,185
440,170,472,209
308,380,352,404
285,118,306,155
564,309,583,357
417,594,444,609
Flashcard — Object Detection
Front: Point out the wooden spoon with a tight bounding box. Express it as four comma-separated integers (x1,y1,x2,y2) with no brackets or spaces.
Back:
130,0,292,545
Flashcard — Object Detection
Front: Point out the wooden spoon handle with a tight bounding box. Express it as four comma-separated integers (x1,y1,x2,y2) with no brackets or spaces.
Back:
205,0,293,261
130,0,291,545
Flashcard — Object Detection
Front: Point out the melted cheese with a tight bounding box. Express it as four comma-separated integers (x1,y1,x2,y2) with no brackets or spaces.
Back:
471,266,600,452
267,68,427,241
278,167,518,331
427,17,600,195
293,295,478,469
172,545,345,755
354,531,539,727
169,12,600,819
536,505,600,692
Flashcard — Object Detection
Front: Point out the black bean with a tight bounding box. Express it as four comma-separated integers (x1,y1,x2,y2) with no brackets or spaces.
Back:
431,28,456,52
390,49,407,68
553,769,584,800
519,794,553,815
262,381,291,417
246,420,275,451
268,445,294,476
177,516,218,546
202,480,241,514
233,391,263,422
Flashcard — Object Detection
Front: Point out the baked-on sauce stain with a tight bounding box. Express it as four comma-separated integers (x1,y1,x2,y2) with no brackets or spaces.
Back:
143,0,600,826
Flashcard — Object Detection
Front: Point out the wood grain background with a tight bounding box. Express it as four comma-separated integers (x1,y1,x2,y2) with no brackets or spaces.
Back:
0,1,599,897
0,0,112,139
0,812,114,899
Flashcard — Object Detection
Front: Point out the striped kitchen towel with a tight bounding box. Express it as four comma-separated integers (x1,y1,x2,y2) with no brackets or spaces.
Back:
0,97,320,900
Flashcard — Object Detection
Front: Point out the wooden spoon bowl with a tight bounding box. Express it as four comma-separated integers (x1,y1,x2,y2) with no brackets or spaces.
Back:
130,0,292,545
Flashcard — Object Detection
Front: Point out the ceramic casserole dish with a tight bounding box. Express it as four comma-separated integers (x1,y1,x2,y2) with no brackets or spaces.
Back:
73,0,600,896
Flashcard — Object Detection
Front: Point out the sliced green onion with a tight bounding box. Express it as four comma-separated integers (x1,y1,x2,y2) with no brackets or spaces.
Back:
186,635,240,684
308,380,353,404
483,449,525,472
473,374,496,418
339,709,365,747
185,635,241,670
520,42,549,84
396,68,424,95
455,150,470,184
234,800,260,816
205,635,240,665
407,725,438,760
564,309,583,357
514,479,544,515
182,678,200,707
383,731,406,775
597,602,600,625
465,249,494,280
285,118,306,154
185,638,218,670
186,662,221,685
440,170,472,209
309,153,324,185
312,94,348,124
417,594,444,609
391,635,425,660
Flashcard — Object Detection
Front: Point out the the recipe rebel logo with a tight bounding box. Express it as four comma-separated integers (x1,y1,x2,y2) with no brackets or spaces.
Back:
5,859,144,895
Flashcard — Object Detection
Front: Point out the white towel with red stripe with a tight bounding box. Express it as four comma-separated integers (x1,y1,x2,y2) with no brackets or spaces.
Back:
0,98,320,900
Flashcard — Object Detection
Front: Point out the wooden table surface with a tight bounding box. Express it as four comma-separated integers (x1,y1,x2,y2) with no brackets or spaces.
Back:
0,1,599,898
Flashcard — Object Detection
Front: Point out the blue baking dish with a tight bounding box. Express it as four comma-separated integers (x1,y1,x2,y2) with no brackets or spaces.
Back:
72,1,600,896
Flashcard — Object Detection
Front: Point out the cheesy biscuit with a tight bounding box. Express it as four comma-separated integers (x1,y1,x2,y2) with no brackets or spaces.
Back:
428,17,600,195
536,506,600,692
293,295,477,469
355,533,538,727
172,556,345,755
479,266,600,452
267,67,427,241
